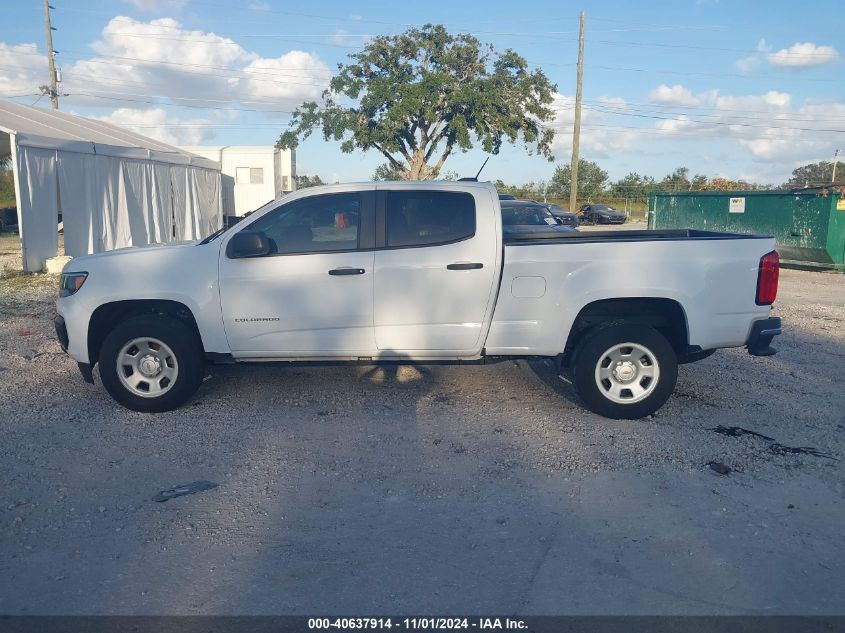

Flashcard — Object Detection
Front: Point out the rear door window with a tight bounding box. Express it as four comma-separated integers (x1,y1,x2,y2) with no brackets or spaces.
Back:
385,191,475,248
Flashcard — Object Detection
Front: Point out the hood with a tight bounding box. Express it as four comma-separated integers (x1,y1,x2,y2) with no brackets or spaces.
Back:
64,240,201,271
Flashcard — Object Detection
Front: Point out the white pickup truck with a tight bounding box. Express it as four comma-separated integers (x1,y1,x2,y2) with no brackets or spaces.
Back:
55,181,781,419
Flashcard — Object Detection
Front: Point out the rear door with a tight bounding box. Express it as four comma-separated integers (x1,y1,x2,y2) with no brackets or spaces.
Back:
372,186,500,355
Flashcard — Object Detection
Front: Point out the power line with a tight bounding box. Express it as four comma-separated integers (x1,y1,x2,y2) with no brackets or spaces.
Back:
583,104,845,133
580,102,845,124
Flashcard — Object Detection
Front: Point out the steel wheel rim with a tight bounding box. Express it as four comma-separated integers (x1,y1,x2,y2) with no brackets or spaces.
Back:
594,342,660,404
117,337,179,398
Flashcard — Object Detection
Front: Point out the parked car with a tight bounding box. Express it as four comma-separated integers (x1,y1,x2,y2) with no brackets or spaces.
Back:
0,207,18,233
542,203,579,227
500,200,577,236
56,181,781,420
498,193,517,200
580,203,626,224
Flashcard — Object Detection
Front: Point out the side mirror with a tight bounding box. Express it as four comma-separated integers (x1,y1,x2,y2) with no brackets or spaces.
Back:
226,230,271,259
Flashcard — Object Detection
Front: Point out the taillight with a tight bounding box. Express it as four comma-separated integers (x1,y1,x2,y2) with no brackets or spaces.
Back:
756,250,779,305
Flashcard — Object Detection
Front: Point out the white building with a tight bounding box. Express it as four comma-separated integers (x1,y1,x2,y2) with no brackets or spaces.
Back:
181,146,296,217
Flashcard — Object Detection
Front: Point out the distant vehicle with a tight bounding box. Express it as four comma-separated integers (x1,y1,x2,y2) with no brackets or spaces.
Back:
0,207,18,233
500,200,577,236
580,204,627,225
541,203,579,227
498,193,517,200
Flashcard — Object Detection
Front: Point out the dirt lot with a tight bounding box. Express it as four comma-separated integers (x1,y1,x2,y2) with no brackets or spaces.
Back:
0,233,843,615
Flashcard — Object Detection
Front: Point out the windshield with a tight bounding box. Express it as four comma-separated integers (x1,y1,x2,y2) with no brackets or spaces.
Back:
199,199,278,244
549,205,570,215
501,205,559,226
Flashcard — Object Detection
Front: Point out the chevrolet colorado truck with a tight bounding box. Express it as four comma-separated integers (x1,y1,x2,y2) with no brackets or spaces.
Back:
55,181,781,419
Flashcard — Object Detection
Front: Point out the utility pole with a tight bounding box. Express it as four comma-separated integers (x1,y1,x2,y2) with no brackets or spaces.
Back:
833,149,841,183
568,11,585,214
42,0,59,109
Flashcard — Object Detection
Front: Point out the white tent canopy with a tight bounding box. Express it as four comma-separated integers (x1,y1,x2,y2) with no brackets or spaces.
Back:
0,100,222,272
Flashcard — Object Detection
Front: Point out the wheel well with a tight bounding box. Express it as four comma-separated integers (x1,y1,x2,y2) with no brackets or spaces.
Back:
87,299,201,365
563,298,689,362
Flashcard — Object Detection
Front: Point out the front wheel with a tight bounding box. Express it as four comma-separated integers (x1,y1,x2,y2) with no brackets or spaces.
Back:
572,322,678,419
99,314,204,412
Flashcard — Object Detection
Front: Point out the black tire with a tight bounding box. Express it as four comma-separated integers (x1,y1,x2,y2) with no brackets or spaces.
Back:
99,314,204,413
572,322,677,419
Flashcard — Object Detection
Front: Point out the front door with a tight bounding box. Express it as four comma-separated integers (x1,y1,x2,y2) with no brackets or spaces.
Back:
372,187,499,355
219,189,377,356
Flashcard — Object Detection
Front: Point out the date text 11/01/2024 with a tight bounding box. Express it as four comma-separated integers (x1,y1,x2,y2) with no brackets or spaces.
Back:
307,618,528,630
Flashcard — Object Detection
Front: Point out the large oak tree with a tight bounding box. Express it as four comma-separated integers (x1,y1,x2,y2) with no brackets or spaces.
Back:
276,24,557,179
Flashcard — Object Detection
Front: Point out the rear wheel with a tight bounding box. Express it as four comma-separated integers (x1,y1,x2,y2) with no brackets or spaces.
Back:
99,314,204,412
572,322,677,419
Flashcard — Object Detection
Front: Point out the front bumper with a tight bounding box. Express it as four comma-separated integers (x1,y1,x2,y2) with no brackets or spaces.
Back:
746,317,781,356
54,315,69,352
54,314,94,383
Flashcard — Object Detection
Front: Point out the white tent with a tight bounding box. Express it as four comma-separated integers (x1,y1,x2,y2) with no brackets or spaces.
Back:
0,100,222,272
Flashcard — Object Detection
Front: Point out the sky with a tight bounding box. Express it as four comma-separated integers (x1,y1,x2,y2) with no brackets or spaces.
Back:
1,0,843,186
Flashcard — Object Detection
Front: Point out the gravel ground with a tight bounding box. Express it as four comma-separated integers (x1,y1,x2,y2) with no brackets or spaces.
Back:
0,233,844,615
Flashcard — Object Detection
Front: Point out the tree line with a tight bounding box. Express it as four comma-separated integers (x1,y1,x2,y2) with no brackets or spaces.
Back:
493,159,845,206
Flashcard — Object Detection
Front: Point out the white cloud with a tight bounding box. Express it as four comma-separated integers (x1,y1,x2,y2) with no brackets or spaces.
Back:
597,96,627,109
0,42,46,96
736,55,760,72
248,1,271,10
549,92,640,159
91,107,217,145
331,28,350,46
767,42,840,68
121,0,187,12
714,90,791,112
735,39,772,73
44,17,331,113
237,51,331,106
648,84,701,107
92,17,253,70
638,84,843,166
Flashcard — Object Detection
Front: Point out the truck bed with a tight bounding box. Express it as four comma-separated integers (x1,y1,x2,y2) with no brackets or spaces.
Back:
504,228,774,245
487,228,777,357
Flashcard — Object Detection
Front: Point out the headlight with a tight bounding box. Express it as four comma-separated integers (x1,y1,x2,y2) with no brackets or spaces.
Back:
59,272,88,297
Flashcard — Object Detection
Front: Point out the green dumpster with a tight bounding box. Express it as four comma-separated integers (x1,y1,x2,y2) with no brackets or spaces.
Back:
648,189,845,272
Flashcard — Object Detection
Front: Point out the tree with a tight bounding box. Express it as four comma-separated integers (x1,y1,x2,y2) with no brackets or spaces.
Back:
548,159,608,201
0,155,14,206
690,174,708,191
661,167,691,191
295,174,324,189
608,172,656,201
374,162,460,181
277,24,556,180
372,163,406,181
783,161,844,187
